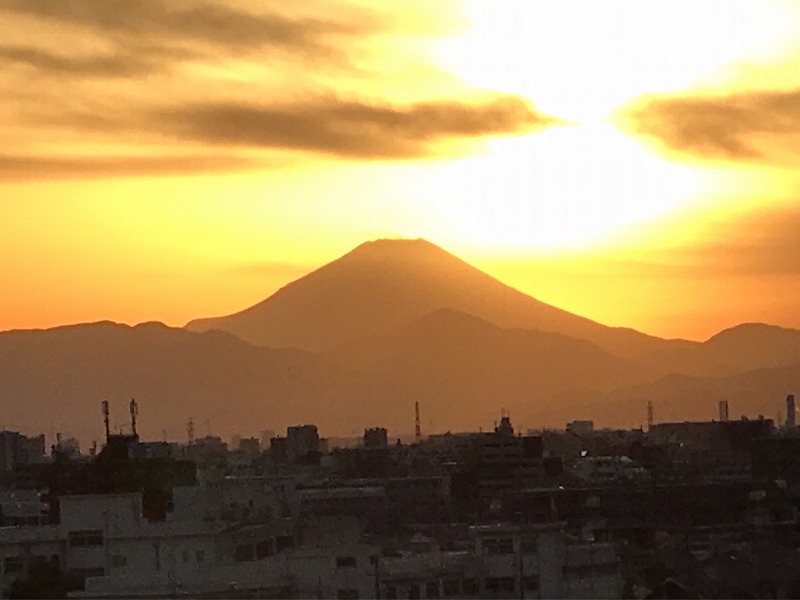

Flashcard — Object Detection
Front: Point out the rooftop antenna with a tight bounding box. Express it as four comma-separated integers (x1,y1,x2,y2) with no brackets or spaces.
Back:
646,401,654,431
129,398,138,437
188,417,195,445
719,399,729,422
102,400,110,440
415,401,421,444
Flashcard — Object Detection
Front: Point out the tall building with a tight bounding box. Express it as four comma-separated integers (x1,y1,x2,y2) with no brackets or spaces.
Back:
363,428,388,449
287,425,320,462
0,431,45,472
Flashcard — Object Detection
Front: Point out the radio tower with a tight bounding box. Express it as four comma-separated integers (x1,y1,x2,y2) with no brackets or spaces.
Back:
415,401,421,444
102,400,110,440
130,398,138,438
646,401,654,431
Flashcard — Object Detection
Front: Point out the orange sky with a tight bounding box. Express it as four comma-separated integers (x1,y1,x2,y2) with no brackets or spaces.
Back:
2,0,800,341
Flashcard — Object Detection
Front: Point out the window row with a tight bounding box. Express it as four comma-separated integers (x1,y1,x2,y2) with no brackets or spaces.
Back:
383,575,538,599
234,535,294,562
68,530,104,547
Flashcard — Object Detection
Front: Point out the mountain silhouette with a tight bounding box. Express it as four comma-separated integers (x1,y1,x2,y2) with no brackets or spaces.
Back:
533,362,800,430
0,322,362,444
1,317,798,441
186,238,687,358
4,240,800,441
323,308,649,432
637,323,800,377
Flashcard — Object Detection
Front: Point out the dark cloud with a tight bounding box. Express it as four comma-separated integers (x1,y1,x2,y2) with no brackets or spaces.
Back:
153,96,558,158
0,154,258,181
0,0,370,60
0,1,559,178
620,88,800,162
0,45,157,77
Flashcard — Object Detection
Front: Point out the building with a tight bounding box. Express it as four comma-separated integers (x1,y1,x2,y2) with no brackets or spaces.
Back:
0,431,45,473
287,425,321,463
364,428,389,449
0,488,380,599
379,522,621,599
573,456,649,485
566,421,594,436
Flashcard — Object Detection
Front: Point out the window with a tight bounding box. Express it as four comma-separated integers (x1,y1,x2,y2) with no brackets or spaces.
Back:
408,583,421,599
196,550,205,563
462,578,478,595
336,590,358,600
234,544,255,562
384,585,397,599
256,540,272,559
68,530,104,547
182,550,190,563
336,556,357,568
69,567,105,582
426,581,440,598
276,535,294,552
485,577,501,593
4,557,23,574
443,579,460,596
498,538,514,554
523,576,539,591
498,577,515,592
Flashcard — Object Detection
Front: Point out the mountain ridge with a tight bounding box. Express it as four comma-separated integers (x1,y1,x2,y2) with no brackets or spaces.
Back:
186,237,691,358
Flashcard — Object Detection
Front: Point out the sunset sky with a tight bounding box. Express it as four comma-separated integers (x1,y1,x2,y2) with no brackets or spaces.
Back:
2,0,800,341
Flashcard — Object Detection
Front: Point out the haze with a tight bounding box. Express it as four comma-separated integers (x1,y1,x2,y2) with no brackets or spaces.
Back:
2,0,800,341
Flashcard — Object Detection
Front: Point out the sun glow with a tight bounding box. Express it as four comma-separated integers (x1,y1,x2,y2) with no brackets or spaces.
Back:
437,0,796,124
402,0,800,252
404,122,706,251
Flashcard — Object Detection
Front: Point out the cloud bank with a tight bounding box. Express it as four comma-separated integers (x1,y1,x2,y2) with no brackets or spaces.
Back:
0,0,558,179
622,88,800,164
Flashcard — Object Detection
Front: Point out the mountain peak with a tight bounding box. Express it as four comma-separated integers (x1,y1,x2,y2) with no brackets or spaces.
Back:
706,322,799,345
353,237,435,249
341,238,452,262
185,238,672,357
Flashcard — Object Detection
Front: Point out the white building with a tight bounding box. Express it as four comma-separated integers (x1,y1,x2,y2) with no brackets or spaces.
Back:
0,485,379,599
379,523,621,599
573,456,649,485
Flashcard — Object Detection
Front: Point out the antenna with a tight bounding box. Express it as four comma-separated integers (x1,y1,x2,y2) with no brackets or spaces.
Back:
719,399,729,422
187,417,195,445
130,398,138,437
102,400,110,440
646,401,654,431
415,401,421,444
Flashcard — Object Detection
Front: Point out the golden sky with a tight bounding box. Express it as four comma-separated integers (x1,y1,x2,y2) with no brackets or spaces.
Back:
2,0,800,340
